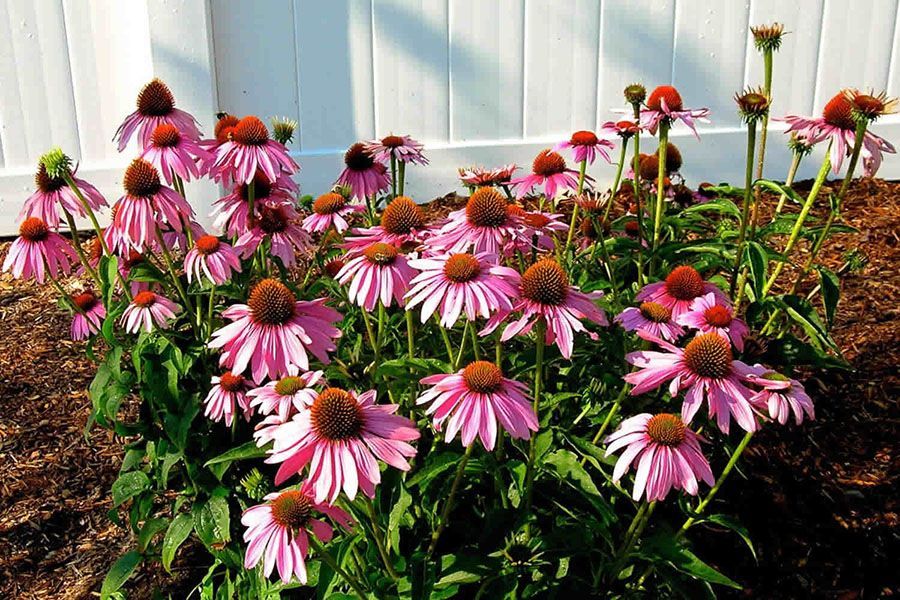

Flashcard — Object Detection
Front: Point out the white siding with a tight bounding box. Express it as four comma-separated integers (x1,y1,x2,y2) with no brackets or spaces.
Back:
2,0,900,234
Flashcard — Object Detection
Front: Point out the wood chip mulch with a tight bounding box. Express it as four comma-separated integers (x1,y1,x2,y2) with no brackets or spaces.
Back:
0,179,897,598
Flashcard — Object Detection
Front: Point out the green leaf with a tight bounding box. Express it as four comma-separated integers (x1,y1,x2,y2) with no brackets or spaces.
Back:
388,483,413,552
204,440,270,468
137,517,170,553
112,471,151,507
544,450,601,497
780,295,839,353
745,242,768,298
817,266,840,329
162,513,194,572
681,199,741,219
435,554,498,588
667,546,741,589
755,178,804,208
100,550,141,599
193,495,231,546
704,514,756,561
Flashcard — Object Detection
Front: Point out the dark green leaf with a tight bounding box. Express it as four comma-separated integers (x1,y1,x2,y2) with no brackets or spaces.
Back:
745,241,768,298
112,471,150,507
162,513,194,572
817,266,840,328
100,550,141,599
137,517,169,553
204,440,270,468
704,514,756,561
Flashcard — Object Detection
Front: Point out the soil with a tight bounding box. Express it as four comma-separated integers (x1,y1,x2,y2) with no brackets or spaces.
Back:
0,179,897,599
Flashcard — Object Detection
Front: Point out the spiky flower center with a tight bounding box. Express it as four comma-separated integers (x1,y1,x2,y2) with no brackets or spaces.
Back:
215,114,240,144
822,93,855,130
646,413,686,446
462,360,504,393
532,149,567,177
34,163,65,193
647,85,683,112
639,301,671,323
248,279,296,325
664,266,704,301
751,22,785,52
344,143,375,171
580,217,598,239
683,333,732,379
73,291,99,312
466,187,509,227
270,490,313,530
123,159,161,197
703,305,733,328
444,253,481,283
313,192,347,215
133,291,157,308
219,372,245,392
735,91,770,120
274,376,305,396
523,212,550,228
19,217,49,242
624,83,647,105
570,130,598,146
231,116,269,145
638,154,660,181
381,196,424,234
258,206,289,234
311,388,364,441
381,135,405,148
324,259,345,278
363,242,398,266
150,123,181,147
521,259,568,306
136,79,174,116
195,235,221,255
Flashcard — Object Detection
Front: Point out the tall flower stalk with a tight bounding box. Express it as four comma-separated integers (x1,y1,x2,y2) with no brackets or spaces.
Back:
523,319,546,525
649,120,669,273
625,84,647,284
750,23,785,228
773,135,813,216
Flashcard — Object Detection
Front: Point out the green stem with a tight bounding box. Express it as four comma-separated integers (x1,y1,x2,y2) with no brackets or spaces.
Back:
563,159,588,257
427,444,474,557
435,315,454,364
729,119,758,299
374,302,386,377
46,271,83,315
307,536,369,600
398,161,406,196
581,384,629,466
761,144,833,297
524,319,546,523
363,497,399,581
631,114,646,286
454,320,470,370
154,227,193,318
469,323,481,360
609,500,656,580
773,151,803,216
206,285,216,342
597,232,620,303
60,207,101,288
61,171,109,255
649,122,669,275
753,49,774,195
601,140,629,227
390,155,398,197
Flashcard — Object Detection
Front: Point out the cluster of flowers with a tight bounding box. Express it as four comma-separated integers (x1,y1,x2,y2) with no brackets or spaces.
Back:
4,67,892,588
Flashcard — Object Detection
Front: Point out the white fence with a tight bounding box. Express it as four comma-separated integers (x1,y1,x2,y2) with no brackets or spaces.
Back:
1,0,899,235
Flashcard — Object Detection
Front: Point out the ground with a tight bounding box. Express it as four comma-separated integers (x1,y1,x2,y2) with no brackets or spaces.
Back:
0,179,897,599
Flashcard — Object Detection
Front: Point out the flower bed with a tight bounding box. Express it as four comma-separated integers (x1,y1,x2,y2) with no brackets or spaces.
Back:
3,21,895,599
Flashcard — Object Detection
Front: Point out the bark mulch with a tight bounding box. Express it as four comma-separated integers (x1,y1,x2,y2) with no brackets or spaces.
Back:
0,179,897,598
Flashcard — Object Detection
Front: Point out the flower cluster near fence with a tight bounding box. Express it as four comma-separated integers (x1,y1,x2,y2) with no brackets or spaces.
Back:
3,21,894,599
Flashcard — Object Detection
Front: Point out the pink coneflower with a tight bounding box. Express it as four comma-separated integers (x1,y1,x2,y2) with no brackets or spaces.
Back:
745,370,815,426
242,483,354,584
782,91,896,175
615,301,685,342
3,217,77,283
555,130,614,165
121,290,180,333
605,413,714,501
198,113,240,174
114,79,201,152
139,123,213,184
204,371,252,426
509,149,581,199
635,266,729,321
600,120,641,140
184,235,242,286
302,192,364,234
209,279,342,382
212,116,298,185
21,163,107,226
417,360,537,450
336,243,416,310
488,259,608,359
363,134,428,165
425,187,527,255
247,371,323,421
70,290,106,341
625,331,759,434
114,159,194,251
234,204,311,269
640,85,710,138
342,196,426,253
677,292,749,352
267,387,420,502
405,252,521,327
509,207,568,253
336,143,391,201
211,172,296,238
458,164,518,187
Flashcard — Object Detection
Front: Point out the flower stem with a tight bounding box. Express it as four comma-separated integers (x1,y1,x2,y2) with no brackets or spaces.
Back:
374,302,386,378
398,161,406,196
390,155,398,198
427,444,474,557
154,227,193,317
363,497,399,581
435,314,454,363
206,284,216,342
602,140,629,227
631,113,646,286
61,171,109,255
609,500,656,581
581,383,629,466
563,159,588,257
751,48,774,231
761,144,833,297
649,121,670,275
469,323,481,360
405,309,415,360
773,150,803,217
60,207,101,289
454,320,470,370
307,535,369,600
523,319,546,526
729,119,758,299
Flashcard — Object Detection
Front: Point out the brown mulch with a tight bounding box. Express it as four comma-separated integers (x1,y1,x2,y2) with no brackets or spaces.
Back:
0,180,897,598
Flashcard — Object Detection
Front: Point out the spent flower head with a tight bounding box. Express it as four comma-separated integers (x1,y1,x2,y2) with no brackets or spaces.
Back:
842,89,898,123
624,83,647,106
734,88,771,123
270,116,298,145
